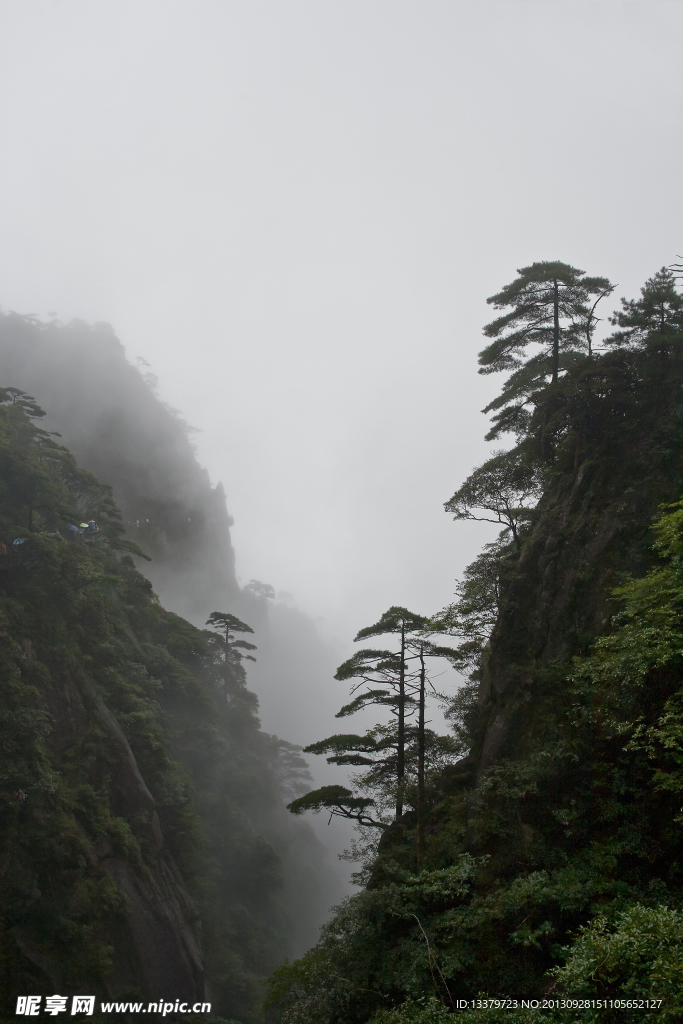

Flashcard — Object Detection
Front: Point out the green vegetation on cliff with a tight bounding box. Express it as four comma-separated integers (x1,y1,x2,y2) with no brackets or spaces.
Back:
0,387,312,1021
266,265,683,1023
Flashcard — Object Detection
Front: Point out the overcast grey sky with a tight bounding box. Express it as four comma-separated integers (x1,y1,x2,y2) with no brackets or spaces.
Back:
1,0,682,644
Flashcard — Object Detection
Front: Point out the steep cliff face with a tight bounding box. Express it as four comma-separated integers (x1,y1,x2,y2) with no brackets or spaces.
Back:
14,652,204,1003
0,311,238,624
475,354,683,773
0,396,208,1008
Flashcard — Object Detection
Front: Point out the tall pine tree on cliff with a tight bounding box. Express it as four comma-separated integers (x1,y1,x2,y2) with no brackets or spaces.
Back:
288,610,457,841
479,261,613,440
340,607,428,819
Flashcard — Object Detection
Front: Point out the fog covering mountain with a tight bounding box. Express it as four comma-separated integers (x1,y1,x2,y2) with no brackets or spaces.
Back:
0,312,237,625
0,310,346,1019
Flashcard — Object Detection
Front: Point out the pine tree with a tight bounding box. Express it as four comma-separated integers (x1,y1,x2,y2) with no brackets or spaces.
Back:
479,261,613,440
338,608,428,819
243,579,275,601
288,610,457,840
607,266,683,348
444,448,540,548
205,611,257,665
286,784,385,829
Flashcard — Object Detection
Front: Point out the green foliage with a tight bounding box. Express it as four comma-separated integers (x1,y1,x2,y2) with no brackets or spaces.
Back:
292,725,461,834
0,388,124,540
444,448,540,548
305,726,459,778
294,609,458,833
372,1003,547,1024
1,386,47,419
570,500,683,834
354,608,431,644
479,261,613,440
371,998,452,1023
0,389,302,1022
287,784,367,814
266,857,482,1024
550,904,683,1019
287,785,381,828
573,500,683,687
426,538,509,676
206,609,258,665
608,267,683,348
479,262,609,373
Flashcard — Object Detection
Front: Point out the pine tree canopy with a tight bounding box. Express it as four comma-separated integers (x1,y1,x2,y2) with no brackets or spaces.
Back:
334,648,398,681
243,578,275,600
286,785,384,829
304,732,383,765
354,606,429,642
205,611,257,663
607,267,683,347
479,261,613,439
335,689,409,719
444,447,540,547
2,386,47,419
206,610,254,634
426,538,506,673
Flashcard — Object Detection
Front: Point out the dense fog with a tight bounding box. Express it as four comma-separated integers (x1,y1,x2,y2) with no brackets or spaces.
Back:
1,2,681,642
1,3,683,1014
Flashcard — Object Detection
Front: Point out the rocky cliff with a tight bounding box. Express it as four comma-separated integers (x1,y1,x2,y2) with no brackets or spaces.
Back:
474,346,683,774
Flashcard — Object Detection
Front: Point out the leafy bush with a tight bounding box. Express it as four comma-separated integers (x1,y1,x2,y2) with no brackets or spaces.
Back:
551,904,683,1020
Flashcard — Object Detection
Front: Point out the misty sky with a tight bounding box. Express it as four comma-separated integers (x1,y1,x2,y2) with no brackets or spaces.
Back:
1,1,682,646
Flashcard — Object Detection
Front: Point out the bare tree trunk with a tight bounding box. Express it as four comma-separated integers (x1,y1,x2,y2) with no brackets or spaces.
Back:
396,624,406,820
552,278,560,384
416,646,426,869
